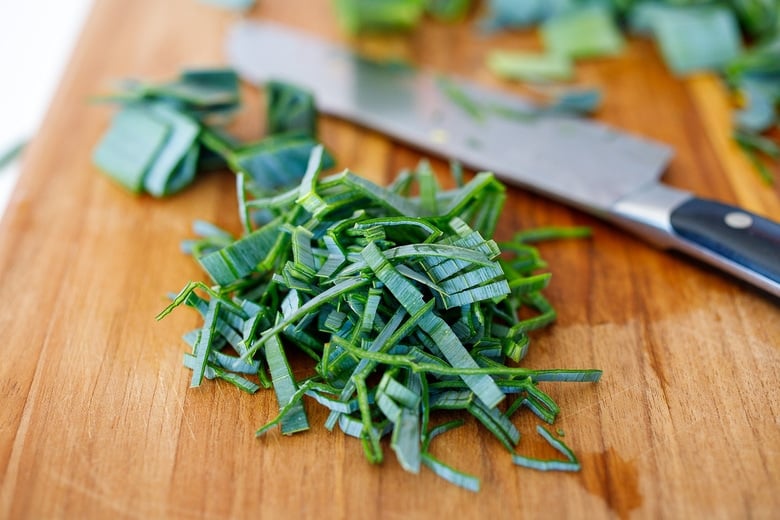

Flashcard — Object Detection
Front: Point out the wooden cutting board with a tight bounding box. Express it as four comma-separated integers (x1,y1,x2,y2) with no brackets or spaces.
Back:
1,0,778,518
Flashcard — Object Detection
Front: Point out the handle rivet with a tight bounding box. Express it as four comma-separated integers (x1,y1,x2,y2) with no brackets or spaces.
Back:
724,211,753,229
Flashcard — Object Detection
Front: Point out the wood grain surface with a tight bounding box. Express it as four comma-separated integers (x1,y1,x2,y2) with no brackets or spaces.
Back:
1,1,778,518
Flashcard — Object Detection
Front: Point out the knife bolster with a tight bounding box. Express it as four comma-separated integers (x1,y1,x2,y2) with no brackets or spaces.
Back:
610,184,692,248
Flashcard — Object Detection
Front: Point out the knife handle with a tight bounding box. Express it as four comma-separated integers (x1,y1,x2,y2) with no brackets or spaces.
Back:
611,186,780,298
669,198,780,287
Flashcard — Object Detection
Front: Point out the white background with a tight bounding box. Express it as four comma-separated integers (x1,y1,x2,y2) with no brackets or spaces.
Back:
0,0,94,217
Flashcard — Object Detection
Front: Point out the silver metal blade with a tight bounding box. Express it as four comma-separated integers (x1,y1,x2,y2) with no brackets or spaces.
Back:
227,21,674,214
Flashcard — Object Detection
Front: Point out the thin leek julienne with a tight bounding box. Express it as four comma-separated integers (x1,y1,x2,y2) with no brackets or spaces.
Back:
159,147,601,491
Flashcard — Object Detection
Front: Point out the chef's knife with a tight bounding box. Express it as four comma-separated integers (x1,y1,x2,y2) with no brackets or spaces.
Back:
227,21,780,298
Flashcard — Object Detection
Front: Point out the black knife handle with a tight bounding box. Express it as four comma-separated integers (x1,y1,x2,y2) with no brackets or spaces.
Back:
669,198,780,285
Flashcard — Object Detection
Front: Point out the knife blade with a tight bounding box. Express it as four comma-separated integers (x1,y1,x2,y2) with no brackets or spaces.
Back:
226,21,780,298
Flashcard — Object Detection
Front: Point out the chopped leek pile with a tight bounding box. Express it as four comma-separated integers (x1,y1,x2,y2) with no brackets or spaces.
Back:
159,145,601,491
92,69,333,196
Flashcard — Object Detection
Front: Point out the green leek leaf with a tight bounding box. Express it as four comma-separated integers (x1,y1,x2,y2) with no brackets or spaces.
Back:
231,134,336,192
421,453,480,492
649,5,742,75
92,107,170,193
735,81,777,133
199,217,285,285
482,0,572,30
542,6,624,60
487,51,573,82
189,300,222,388
267,81,318,137
391,407,422,473
266,332,310,434
142,103,201,197
334,0,426,34
155,68,240,111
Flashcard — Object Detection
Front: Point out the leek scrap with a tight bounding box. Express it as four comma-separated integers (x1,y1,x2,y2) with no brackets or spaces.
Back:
93,70,333,196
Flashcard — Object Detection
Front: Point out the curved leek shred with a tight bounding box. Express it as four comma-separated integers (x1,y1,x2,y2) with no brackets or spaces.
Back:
512,425,581,472
210,364,261,394
421,454,480,492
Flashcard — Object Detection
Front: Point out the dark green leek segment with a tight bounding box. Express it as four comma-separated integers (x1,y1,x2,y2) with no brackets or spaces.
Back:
92,69,335,196
160,146,601,490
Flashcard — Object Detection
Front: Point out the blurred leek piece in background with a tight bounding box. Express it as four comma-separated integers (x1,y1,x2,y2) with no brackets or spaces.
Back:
485,0,780,183
197,0,256,10
0,140,27,173
334,0,427,33
644,4,743,74
334,0,779,183
481,0,572,30
487,51,574,82
541,6,625,59
334,0,477,32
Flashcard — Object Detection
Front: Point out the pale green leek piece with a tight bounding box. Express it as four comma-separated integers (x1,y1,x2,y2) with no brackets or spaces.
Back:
93,69,332,196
